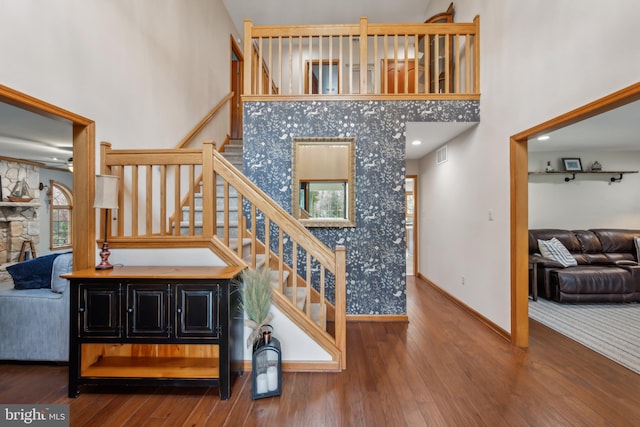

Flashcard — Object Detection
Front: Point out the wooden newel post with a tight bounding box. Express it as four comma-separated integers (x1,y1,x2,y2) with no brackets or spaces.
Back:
202,141,215,237
334,245,347,370
244,19,253,96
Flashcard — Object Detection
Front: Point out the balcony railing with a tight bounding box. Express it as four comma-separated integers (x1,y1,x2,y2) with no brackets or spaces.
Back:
243,16,479,98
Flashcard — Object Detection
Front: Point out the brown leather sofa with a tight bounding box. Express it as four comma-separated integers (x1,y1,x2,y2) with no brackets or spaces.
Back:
529,229,640,303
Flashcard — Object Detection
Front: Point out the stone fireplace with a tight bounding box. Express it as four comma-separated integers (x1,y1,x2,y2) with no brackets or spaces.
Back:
0,160,40,264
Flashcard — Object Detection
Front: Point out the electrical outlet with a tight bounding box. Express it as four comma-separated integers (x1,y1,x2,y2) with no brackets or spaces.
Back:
461,275,465,285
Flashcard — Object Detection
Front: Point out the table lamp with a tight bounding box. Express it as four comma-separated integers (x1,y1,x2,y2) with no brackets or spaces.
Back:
94,174,119,270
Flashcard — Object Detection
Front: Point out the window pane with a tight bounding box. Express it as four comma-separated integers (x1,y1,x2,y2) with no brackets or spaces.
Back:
50,182,72,249
52,208,70,246
304,182,346,219
52,186,69,206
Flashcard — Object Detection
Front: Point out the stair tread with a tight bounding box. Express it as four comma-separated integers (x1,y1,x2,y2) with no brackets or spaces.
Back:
228,238,252,251
179,220,239,227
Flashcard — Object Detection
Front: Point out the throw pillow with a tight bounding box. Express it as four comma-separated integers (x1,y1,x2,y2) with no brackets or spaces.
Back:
537,238,578,267
6,253,61,290
51,252,73,293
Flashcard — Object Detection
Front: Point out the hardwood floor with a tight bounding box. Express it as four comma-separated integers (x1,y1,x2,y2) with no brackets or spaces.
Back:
2,276,639,426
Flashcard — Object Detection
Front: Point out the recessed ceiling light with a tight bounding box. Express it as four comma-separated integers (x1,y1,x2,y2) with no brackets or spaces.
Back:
411,139,422,146
537,135,550,141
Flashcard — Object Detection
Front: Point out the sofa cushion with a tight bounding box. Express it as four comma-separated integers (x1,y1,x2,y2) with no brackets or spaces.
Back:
538,238,578,267
51,252,73,293
552,266,633,295
6,253,61,290
529,229,582,254
573,230,602,253
591,229,640,254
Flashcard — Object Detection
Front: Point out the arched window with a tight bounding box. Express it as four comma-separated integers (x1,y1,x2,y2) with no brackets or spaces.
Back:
50,181,73,249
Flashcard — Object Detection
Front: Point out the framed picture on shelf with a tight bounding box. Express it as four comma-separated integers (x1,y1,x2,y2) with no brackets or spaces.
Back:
562,158,582,172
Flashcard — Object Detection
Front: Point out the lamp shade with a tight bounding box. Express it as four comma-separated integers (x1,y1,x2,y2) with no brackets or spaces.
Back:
94,175,119,209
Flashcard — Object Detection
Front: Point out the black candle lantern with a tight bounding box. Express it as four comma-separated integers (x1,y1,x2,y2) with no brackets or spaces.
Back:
252,326,282,400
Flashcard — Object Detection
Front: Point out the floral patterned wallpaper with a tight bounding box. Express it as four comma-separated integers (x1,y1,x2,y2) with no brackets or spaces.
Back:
243,100,479,315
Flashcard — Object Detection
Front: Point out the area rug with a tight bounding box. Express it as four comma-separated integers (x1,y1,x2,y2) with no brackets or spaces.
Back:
529,298,640,375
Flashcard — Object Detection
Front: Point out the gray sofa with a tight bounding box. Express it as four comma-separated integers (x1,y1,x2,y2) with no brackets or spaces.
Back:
0,252,73,362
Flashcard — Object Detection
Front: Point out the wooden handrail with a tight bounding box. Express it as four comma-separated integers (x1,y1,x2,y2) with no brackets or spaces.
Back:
212,150,336,269
175,91,234,149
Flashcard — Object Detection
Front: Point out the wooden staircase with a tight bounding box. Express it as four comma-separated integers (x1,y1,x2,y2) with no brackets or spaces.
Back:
176,138,328,329
177,139,243,237
100,140,345,369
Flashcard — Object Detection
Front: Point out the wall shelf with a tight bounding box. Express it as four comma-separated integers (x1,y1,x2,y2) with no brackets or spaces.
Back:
0,201,40,208
528,170,638,182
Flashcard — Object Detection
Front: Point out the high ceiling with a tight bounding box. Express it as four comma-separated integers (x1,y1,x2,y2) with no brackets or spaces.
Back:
1,2,638,166
0,103,73,169
527,100,640,153
222,0,431,28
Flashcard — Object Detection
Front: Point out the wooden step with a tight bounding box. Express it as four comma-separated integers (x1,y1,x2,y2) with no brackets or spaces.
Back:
310,302,326,329
283,285,307,311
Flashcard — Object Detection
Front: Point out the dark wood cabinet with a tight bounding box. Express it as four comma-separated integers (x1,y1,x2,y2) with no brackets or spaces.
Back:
66,266,244,399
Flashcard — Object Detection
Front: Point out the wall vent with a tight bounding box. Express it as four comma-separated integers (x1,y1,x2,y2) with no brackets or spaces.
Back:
436,145,448,165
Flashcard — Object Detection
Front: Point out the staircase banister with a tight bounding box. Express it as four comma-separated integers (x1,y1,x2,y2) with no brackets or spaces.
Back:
248,21,478,41
103,148,203,165
249,23,360,38
212,150,337,269
366,21,478,35
176,91,234,149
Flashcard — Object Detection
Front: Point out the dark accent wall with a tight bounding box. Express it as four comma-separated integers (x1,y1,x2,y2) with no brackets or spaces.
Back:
243,100,479,315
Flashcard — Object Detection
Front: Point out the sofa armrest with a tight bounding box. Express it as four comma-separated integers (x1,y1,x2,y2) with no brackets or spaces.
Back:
531,256,565,269
614,259,638,266
619,264,640,293
530,254,566,299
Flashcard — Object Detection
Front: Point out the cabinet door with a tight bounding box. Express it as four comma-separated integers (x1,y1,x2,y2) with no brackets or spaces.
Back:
79,284,121,337
126,284,170,338
175,284,219,339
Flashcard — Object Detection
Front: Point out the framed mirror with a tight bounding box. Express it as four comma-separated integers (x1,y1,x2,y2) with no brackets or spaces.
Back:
292,137,356,227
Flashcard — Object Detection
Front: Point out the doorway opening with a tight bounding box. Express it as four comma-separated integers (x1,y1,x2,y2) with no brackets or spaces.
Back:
0,84,96,270
230,36,244,140
406,175,417,276
509,82,640,347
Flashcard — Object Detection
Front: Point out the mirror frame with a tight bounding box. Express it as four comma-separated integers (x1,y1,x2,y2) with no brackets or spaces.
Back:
292,136,356,227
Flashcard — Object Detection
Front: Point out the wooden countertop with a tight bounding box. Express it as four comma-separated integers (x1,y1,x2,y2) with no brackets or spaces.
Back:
62,265,245,280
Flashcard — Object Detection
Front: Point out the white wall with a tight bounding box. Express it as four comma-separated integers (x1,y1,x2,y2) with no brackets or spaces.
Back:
529,151,640,229
405,159,419,176
0,0,240,151
417,0,640,331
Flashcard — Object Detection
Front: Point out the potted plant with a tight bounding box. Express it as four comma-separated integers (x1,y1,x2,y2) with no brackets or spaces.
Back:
239,266,273,347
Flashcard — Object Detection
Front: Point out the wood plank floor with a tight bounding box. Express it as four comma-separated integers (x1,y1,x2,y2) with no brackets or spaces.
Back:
2,276,639,426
